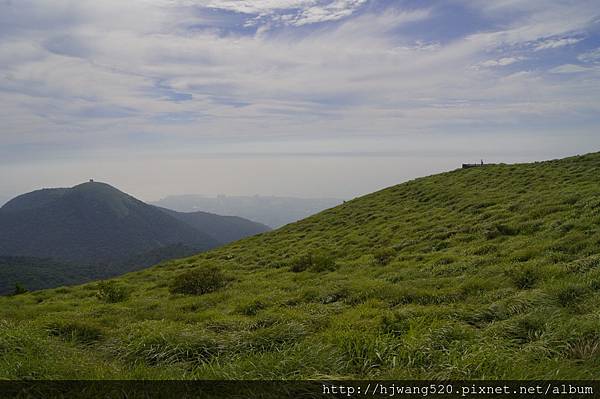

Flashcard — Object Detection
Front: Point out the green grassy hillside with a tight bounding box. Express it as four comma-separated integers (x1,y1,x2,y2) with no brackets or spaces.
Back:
1,153,600,380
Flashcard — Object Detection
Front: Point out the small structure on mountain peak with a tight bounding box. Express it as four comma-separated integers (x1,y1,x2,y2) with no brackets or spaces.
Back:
462,160,491,169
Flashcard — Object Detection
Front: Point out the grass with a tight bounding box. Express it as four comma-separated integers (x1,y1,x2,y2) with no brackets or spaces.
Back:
96,281,129,303
169,266,230,295
1,152,600,379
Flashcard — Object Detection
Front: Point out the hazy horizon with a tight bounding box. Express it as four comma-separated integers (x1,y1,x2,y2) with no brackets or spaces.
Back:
0,149,593,206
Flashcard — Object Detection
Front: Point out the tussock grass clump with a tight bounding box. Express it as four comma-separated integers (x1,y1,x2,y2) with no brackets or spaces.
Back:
484,223,519,239
319,287,350,304
46,320,103,344
0,320,44,355
498,314,547,344
565,255,600,273
372,247,395,265
113,321,225,366
289,251,336,273
507,265,540,289
478,290,552,322
550,283,589,307
169,266,228,295
242,322,307,352
381,309,414,336
236,299,267,316
564,335,600,360
470,244,498,255
96,281,129,303
326,329,400,374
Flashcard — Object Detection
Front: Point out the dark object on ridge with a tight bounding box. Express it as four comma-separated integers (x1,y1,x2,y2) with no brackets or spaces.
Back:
462,160,496,169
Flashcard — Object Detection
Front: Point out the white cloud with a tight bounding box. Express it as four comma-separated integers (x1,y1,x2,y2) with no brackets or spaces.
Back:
462,0,597,49
184,0,315,14
533,37,582,51
578,47,600,63
177,0,367,26
287,0,368,26
0,0,599,153
549,64,592,74
478,57,523,68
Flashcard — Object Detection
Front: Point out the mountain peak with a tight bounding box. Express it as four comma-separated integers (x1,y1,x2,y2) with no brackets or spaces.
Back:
71,180,124,193
1,181,138,220
70,180,133,200
0,181,269,271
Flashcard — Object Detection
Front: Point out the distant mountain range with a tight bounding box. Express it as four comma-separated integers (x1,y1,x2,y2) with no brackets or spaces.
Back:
0,182,269,294
152,195,344,228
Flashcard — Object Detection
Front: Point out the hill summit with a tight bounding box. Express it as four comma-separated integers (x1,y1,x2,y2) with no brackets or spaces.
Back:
1,153,599,380
0,181,269,294
0,181,220,264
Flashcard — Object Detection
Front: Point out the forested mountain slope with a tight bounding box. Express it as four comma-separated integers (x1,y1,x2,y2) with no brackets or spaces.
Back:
0,182,269,294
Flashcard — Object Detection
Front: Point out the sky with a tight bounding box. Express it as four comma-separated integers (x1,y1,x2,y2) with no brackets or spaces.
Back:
1,0,599,203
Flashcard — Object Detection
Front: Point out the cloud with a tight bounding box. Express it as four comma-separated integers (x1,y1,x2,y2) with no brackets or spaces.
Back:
0,0,599,157
186,0,315,14
284,0,368,26
578,47,600,63
478,57,523,68
462,0,597,49
43,35,92,58
533,37,582,51
549,64,592,74
184,0,368,26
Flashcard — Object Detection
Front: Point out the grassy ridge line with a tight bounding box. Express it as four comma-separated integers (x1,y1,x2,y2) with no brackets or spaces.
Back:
1,152,600,379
